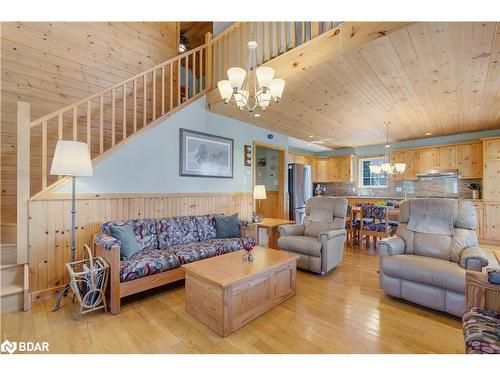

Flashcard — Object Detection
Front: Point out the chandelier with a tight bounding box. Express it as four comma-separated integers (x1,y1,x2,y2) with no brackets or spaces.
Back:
217,39,285,116
369,121,406,175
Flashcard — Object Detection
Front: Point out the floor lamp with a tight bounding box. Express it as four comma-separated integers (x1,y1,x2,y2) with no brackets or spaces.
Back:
252,185,267,222
50,140,93,311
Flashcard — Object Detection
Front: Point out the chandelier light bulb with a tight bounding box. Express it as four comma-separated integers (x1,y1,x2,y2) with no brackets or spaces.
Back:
270,79,285,102
227,67,246,90
256,66,275,90
217,80,233,104
395,163,406,173
369,165,382,174
234,90,249,109
257,89,272,110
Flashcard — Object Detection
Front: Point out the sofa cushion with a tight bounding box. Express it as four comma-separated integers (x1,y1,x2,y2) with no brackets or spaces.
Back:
413,232,452,260
119,248,181,282
463,307,500,354
102,219,158,251
214,214,240,238
382,254,465,293
195,214,217,241
157,216,199,248
173,237,248,264
109,224,141,259
278,235,322,257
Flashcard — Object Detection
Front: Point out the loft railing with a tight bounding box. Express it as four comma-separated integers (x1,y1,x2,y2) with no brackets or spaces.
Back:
208,22,340,86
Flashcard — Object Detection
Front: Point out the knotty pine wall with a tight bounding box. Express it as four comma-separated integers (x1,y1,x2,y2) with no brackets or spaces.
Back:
28,192,253,301
1,22,179,241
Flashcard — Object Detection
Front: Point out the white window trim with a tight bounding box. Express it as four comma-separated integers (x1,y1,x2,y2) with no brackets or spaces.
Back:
358,156,388,189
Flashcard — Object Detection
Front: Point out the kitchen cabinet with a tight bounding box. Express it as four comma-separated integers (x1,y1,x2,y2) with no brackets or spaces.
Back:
338,156,353,182
484,138,500,160
483,159,500,201
315,159,330,182
328,158,340,182
467,200,484,240
484,203,500,241
458,143,482,179
391,149,417,180
438,146,458,170
416,148,438,174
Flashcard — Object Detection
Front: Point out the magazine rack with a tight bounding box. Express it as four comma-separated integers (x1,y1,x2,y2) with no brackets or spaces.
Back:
66,244,110,316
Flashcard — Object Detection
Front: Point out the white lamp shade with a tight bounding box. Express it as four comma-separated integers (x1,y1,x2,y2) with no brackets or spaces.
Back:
270,78,285,99
50,140,93,176
395,163,406,173
217,80,233,102
381,163,392,173
257,89,272,109
256,66,275,89
227,67,246,90
253,185,267,200
234,90,249,109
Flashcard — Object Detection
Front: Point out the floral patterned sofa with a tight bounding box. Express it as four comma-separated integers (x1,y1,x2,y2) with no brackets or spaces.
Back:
94,214,254,314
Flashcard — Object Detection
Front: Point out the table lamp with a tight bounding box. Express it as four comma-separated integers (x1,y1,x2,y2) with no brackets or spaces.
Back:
252,185,267,223
50,140,93,311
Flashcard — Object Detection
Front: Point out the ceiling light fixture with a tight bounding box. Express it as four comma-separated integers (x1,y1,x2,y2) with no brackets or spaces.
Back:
369,121,406,176
425,132,433,136
217,38,285,117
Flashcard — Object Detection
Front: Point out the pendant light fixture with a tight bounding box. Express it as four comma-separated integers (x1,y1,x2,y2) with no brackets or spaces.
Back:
217,38,285,116
369,121,406,176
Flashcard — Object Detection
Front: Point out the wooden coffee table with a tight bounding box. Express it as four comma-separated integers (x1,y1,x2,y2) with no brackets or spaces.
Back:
181,247,298,337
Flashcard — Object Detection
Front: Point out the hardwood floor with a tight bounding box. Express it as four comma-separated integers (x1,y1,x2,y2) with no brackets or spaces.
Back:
2,243,498,354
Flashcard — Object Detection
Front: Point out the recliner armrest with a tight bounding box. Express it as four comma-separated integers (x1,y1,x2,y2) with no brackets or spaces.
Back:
278,224,304,237
378,236,405,256
460,246,489,271
319,228,346,241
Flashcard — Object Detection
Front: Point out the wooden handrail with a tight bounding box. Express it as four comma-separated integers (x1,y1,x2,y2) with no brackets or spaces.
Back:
30,44,207,127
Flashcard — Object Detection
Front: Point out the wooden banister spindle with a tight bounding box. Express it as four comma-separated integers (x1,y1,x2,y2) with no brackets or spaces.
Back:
291,22,296,48
111,89,116,146
99,95,104,153
17,101,30,265
133,79,137,133
259,22,264,63
72,107,77,141
87,101,91,146
282,22,287,52
143,74,147,127
152,70,156,120
122,84,127,140
193,51,197,96
185,56,189,101
57,113,63,141
169,63,173,110
199,48,203,91
311,22,319,38
301,22,305,44
177,59,181,105
42,120,47,189
274,22,278,56
161,65,165,115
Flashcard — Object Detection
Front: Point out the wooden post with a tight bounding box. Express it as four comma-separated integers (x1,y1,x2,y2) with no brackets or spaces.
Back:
17,101,30,266
205,32,213,91
311,22,320,38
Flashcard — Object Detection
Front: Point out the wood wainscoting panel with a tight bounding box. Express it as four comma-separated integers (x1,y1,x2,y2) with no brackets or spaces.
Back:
28,192,253,299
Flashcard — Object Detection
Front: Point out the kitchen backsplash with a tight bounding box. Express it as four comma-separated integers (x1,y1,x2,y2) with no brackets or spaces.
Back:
320,178,482,200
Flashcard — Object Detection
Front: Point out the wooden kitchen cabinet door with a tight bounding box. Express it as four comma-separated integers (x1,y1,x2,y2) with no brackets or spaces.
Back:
484,203,500,240
416,148,437,173
483,138,500,160
329,158,340,182
483,159,500,201
458,143,482,179
338,156,352,182
438,146,458,170
315,159,330,182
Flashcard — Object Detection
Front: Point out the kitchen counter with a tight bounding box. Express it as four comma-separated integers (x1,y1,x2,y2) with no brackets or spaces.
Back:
320,194,482,201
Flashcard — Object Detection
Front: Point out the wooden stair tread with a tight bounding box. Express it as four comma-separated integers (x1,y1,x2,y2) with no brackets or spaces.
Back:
0,284,24,297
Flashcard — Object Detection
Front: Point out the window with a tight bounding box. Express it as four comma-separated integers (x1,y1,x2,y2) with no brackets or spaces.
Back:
358,157,387,188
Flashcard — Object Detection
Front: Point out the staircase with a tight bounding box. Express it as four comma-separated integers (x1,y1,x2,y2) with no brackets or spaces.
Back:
4,21,340,313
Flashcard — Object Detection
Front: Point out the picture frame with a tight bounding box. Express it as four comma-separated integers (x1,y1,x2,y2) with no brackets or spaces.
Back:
179,128,234,178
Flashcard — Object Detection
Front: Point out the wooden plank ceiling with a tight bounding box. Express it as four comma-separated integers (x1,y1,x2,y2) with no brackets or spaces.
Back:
207,22,500,148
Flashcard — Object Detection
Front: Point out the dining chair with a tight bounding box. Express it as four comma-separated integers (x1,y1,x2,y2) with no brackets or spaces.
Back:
345,205,360,246
359,205,396,249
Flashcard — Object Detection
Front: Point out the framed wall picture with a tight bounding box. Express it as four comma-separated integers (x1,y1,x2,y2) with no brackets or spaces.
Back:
179,128,234,178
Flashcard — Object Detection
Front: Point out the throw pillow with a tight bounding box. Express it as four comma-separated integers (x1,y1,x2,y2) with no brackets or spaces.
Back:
110,224,141,259
214,214,240,238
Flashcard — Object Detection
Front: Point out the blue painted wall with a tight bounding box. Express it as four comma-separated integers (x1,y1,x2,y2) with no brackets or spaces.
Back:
56,96,288,194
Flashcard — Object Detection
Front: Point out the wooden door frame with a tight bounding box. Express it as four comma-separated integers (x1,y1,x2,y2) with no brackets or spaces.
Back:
252,141,288,219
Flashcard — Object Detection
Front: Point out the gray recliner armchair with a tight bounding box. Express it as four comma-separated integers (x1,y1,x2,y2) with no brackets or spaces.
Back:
278,197,348,275
378,198,489,317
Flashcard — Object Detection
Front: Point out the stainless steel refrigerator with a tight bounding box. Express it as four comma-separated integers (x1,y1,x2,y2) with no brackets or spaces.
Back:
288,163,313,224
